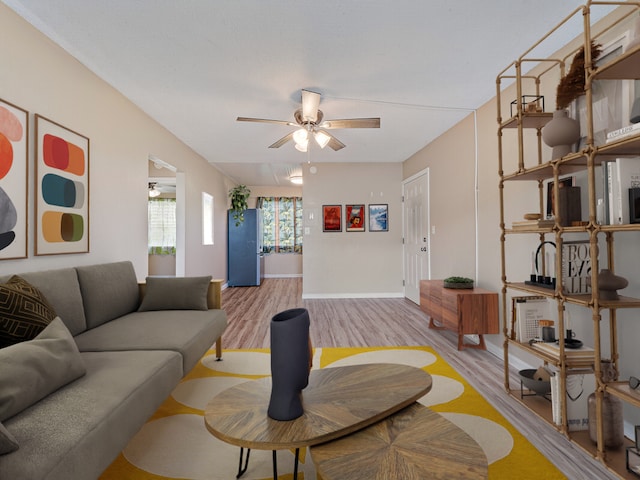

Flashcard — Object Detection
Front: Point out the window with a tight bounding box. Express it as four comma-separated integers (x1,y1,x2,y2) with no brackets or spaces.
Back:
258,196,303,254
148,198,176,255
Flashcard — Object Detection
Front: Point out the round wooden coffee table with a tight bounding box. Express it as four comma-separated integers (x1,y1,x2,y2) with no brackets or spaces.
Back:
310,402,488,479
204,363,432,478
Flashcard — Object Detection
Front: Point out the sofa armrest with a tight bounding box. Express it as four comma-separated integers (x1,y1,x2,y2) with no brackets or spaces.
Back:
138,279,224,309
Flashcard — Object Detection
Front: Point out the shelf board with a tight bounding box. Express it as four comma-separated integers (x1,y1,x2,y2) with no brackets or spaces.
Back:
598,295,640,310
506,281,556,298
501,112,553,129
508,339,596,368
596,134,640,158
502,155,587,181
593,45,640,80
606,381,640,408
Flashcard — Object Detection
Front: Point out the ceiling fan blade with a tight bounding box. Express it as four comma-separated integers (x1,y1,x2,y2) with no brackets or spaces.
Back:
320,118,381,129
237,117,296,127
301,89,321,123
320,130,345,151
269,132,294,148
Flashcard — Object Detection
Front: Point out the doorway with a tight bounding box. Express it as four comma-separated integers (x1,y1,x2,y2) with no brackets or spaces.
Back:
403,170,430,304
148,156,185,276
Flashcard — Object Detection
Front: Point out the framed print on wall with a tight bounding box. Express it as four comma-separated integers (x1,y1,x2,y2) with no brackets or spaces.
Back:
35,115,90,255
322,205,342,232
0,98,28,260
345,204,365,232
368,204,388,232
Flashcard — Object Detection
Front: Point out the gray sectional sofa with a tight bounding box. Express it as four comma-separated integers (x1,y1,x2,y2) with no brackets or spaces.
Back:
0,261,227,480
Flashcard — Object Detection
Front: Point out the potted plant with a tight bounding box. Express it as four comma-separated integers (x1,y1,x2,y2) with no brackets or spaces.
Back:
443,276,474,289
229,184,250,226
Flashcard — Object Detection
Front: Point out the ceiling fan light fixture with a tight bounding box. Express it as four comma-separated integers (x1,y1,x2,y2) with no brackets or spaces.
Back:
289,175,303,185
294,142,308,152
314,130,331,149
148,183,161,198
293,128,308,145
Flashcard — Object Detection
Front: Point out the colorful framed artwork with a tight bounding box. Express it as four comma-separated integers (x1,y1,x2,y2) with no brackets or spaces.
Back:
345,204,365,232
0,98,28,260
35,115,90,255
369,204,389,232
322,205,342,232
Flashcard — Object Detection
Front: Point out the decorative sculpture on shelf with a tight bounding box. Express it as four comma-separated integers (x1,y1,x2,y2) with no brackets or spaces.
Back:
598,269,628,300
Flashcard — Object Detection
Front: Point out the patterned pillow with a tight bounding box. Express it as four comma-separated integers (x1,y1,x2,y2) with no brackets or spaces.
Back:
0,275,58,348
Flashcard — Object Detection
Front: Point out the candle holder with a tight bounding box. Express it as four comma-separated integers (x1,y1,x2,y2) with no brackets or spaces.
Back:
525,241,556,290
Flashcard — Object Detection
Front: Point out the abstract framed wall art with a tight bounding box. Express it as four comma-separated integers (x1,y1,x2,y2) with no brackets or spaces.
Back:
0,98,28,260
35,115,90,255
345,204,365,232
322,205,342,232
369,204,389,232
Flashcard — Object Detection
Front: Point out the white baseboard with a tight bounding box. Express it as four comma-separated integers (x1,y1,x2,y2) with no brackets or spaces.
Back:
302,292,405,299
263,274,303,278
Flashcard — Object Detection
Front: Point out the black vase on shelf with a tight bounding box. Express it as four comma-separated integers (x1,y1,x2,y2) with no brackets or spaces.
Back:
267,307,311,421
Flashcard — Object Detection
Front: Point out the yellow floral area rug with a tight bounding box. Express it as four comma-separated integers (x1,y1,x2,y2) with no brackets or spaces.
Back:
100,346,564,480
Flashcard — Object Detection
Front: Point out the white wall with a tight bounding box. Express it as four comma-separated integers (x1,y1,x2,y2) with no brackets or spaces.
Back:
302,162,403,298
0,4,229,281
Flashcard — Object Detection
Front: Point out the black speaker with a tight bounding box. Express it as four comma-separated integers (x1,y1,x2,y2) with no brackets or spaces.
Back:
630,187,640,224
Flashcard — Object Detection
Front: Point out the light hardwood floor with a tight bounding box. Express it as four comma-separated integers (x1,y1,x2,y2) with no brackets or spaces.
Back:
221,278,618,480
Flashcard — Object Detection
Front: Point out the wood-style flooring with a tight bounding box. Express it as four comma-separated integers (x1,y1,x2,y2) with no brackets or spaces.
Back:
221,278,618,480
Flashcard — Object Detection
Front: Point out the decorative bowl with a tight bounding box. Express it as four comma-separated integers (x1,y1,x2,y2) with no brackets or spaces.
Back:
519,369,551,396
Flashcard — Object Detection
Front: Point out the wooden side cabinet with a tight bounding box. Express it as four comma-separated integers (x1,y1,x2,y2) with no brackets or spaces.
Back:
420,280,499,350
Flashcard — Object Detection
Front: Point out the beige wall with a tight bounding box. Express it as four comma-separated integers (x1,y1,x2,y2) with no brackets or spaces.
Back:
302,162,403,297
0,4,230,281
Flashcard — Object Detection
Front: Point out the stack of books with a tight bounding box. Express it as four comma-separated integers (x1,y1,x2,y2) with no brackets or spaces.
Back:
601,157,640,225
605,123,640,143
532,341,594,361
511,219,555,230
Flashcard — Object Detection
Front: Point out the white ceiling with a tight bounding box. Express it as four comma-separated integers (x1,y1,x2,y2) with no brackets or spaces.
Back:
3,1,613,186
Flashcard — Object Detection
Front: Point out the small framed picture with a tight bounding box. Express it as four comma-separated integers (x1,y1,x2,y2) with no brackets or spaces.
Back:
345,204,365,232
322,205,342,232
368,204,388,232
546,177,573,219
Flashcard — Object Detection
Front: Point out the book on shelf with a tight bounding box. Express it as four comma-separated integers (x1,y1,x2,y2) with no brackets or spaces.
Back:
547,367,595,431
511,219,555,230
561,240,591,295
613,157,640,225
515,297,549,342
606,123,640,142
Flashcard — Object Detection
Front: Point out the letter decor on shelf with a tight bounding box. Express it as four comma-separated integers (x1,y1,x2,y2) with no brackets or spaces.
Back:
561,240,591,295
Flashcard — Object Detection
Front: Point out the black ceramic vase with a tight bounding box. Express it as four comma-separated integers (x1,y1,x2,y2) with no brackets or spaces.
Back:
267,307,310,421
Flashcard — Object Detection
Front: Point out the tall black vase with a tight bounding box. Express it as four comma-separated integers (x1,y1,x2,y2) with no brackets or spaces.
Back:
267,307,310,421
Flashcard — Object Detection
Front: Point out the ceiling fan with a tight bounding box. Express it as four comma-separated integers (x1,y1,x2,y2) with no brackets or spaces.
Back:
237,89,380,152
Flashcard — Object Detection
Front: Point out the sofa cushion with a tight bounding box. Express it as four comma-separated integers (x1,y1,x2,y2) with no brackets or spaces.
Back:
138,276,211,311
0,422,18,455
4,268,88,336
0,350,182,480
76,261,140,329
0,275,57,348
0,318,86,422
74,308,227,374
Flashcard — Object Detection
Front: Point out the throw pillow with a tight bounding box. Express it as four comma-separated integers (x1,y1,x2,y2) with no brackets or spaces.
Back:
0,421,18,455
0,317,86,422
138,276,212,312
0,275,58,348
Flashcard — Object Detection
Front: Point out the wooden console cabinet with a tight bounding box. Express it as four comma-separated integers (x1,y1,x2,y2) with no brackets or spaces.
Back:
420,280,499,350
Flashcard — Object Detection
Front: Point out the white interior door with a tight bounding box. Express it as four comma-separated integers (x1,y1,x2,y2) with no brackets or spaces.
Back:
403,171,430,304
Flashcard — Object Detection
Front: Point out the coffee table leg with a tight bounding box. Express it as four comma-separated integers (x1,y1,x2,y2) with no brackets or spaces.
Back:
236,447,250,478
271,448,300,480
272,450,278,479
